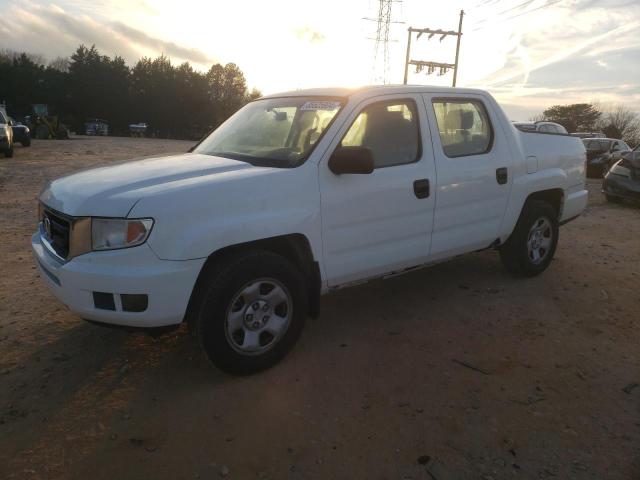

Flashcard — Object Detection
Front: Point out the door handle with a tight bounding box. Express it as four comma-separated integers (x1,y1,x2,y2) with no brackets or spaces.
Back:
413,179,430,199
496,167,508,185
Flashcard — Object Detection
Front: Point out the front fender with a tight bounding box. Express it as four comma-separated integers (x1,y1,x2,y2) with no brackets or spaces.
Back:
130,163,323,262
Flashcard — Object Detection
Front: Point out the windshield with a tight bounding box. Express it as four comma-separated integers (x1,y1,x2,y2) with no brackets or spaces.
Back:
583,139,612,151
195,96,345,167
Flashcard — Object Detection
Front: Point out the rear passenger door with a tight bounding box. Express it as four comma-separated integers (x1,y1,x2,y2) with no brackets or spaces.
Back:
319,95,436,287
422,94,512,259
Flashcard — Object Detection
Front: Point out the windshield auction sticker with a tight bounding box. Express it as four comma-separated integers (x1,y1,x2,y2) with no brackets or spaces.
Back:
300,101,341,111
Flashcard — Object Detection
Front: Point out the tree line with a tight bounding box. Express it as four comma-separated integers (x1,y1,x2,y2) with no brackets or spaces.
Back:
531,103,640,146
0,45,261,139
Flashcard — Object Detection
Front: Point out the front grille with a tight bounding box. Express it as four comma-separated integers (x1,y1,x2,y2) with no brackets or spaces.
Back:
43,209,71,259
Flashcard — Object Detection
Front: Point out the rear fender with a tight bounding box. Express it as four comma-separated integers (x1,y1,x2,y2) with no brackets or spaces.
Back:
498,168,567,242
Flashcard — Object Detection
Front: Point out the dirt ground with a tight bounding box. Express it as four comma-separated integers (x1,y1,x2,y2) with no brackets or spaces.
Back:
0,137,638,480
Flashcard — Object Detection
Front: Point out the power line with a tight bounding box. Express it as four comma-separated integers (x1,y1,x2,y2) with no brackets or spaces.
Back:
471,0,563,31
472,0,536,27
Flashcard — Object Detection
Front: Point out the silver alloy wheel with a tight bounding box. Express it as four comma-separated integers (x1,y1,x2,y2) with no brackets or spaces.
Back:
527,216,553,265
224,278,292,355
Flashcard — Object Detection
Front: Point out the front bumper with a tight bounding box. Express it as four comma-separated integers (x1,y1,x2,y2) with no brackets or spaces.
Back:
31,232,205,327
602,174,640,200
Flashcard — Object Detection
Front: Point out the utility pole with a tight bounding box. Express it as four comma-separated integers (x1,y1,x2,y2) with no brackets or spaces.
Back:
403,10,464,87
452,10,464,87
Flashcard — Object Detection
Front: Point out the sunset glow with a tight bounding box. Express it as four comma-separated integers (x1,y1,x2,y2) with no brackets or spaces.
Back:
3,0,639,119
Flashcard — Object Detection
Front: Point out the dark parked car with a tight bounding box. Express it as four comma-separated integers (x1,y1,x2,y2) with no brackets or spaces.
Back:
583,138,631,178
8,117,31,147
602,145,640,203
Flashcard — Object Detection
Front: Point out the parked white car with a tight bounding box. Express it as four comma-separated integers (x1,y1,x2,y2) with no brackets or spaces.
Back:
33,86,588,373
513,121,568,135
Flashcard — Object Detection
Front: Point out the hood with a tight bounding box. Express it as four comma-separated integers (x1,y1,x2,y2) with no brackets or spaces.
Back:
40,153,255,217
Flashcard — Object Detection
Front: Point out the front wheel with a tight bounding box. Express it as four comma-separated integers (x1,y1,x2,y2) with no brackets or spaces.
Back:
190,250,308,374
499,200,559,277
4,146,13,158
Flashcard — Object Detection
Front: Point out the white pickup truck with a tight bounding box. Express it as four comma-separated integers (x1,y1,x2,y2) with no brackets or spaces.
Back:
32,86,587,373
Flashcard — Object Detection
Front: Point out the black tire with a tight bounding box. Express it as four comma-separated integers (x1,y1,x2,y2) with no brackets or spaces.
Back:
4,146,13,158
190,250,308,374
21,138,31,147
499,200,559,277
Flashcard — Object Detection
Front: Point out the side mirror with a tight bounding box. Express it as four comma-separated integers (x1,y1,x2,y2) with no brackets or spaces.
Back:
328,146,374,175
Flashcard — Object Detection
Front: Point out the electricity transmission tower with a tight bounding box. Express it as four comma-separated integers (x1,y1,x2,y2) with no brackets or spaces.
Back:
365,0,401,84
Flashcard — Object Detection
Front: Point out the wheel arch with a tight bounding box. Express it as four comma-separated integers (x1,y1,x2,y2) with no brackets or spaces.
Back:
524,188,565,219
184,233,321,326
499,187,565,246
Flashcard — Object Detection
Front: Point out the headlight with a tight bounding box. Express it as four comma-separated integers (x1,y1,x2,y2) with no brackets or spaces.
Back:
610,161,631,178
91,218,154,251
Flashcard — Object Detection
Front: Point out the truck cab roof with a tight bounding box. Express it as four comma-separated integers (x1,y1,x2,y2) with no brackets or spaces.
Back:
261,85,490,100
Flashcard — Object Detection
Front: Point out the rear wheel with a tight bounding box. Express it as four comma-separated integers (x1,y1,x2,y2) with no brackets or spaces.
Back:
499,200,559,277
190,250,308,374
21,137,31,147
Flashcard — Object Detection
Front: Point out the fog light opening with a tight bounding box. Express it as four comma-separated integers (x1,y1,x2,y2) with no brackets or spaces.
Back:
120,294,148,313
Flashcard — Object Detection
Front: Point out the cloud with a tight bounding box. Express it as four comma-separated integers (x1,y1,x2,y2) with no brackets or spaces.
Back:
111,22,213,64
468,0,640,117
2,1,214,68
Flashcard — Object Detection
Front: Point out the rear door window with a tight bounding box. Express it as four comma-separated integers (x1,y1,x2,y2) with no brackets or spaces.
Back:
432,99,493,157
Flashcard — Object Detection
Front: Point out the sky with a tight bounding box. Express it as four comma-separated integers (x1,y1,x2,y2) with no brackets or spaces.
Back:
1,0,639,120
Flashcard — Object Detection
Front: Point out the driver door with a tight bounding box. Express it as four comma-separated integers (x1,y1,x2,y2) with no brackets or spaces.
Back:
319,94,436,287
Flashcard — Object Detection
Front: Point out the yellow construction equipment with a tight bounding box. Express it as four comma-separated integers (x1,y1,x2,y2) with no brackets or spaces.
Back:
25,104,69,139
